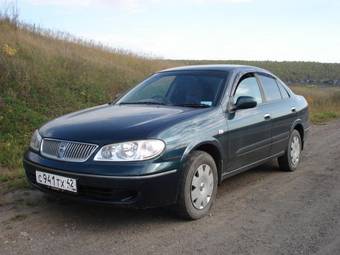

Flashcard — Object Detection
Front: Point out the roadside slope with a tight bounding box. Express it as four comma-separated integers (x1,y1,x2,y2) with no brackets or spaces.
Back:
0,18,174,173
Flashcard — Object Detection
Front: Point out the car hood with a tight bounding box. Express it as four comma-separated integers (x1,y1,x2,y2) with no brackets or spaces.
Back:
39,104,209,144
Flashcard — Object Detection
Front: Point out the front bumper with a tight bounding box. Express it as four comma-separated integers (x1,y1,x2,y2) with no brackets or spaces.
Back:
23,152,181,208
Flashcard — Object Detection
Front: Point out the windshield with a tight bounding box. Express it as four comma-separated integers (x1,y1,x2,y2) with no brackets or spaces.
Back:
117,71,228,108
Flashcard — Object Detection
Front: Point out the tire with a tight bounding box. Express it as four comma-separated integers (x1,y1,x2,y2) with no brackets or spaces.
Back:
278,129,302,171
175,151,218,220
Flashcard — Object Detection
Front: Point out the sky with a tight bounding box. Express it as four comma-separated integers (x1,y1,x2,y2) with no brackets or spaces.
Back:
1,0,340,62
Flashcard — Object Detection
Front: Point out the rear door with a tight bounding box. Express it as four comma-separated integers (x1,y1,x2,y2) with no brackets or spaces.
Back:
256,73,296,155
226,73,272,172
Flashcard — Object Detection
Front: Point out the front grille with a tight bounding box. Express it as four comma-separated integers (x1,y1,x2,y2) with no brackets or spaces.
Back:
41,138,98,162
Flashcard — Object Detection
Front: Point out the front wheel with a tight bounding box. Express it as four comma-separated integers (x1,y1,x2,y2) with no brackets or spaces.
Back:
278,129,302,171
175,151,218,220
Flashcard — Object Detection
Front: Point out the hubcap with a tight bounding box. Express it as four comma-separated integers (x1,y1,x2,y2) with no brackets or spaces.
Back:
191,164,214,210
290,136,301,167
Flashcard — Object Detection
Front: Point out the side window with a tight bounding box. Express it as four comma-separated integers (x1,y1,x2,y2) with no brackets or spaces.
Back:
277,80,290,99
258,74,282,101
234,75,262,104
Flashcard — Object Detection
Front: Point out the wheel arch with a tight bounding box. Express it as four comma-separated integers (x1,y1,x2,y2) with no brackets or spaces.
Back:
181,140,224,184
291,119,305,149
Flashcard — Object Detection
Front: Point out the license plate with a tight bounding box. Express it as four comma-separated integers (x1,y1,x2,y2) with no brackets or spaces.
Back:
36,170,77,193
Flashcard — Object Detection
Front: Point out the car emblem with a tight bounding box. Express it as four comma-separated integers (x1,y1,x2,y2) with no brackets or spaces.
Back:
57,142,68,158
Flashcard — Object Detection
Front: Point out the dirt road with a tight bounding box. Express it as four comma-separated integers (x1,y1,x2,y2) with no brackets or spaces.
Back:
1,120,340,255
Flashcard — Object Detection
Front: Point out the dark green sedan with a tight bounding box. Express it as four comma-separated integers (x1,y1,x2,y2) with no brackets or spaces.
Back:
24,65,309,220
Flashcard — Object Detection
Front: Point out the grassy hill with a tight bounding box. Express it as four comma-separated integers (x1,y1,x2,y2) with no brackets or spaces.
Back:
1,16,340,190
0,17,173,169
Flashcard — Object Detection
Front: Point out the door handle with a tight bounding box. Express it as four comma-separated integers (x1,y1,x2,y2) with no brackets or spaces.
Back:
264,113,271,120
291,107,296,112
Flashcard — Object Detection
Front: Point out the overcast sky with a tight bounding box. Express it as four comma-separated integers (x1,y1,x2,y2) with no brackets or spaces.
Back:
2,0,340,62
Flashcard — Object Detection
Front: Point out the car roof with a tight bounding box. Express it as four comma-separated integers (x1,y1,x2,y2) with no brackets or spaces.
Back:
158,64,272,75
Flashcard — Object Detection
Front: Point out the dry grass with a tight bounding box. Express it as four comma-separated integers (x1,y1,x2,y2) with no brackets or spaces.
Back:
292,86,340,123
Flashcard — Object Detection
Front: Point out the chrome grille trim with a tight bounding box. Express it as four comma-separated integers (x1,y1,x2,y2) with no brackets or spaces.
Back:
41,138,98,162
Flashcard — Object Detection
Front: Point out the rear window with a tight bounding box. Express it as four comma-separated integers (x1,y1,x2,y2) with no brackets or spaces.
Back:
258,74,282,101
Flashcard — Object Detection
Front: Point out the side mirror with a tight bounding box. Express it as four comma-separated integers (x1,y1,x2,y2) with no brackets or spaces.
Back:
235,96,257,110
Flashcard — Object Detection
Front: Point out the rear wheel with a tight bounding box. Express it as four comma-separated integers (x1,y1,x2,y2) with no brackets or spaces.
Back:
278,129,302,171
175,151,218,220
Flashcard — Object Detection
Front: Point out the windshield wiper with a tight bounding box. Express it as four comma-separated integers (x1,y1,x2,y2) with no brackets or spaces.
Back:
119,101,165,105
173,103,211,108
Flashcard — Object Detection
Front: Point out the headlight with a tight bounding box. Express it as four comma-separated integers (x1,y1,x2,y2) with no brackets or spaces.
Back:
94,139,165,161
30,130,42,151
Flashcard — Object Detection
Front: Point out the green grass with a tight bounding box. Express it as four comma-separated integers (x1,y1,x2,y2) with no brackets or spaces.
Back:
0,167,27,192
311,112,338,124
1,15,340,192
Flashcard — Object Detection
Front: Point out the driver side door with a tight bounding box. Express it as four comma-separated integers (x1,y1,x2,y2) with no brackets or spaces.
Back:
225,73,272,173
